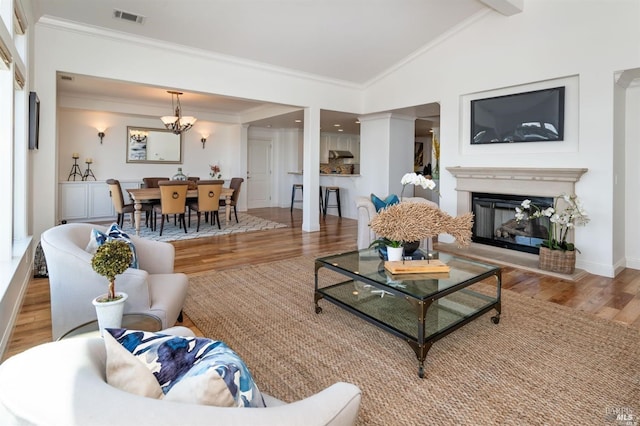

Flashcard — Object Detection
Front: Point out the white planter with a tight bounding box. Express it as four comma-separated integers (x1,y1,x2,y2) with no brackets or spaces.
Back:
92,292,128,336
386,246,404,262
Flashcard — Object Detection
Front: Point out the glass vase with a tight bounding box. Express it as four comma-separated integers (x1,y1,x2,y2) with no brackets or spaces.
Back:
171,167,187,181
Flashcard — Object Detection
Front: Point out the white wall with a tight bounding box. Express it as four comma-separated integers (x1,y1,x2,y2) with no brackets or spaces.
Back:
362,0,640,277
57,109,241,183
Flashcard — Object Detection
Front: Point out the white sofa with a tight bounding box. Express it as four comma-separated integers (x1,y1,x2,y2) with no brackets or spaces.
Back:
355,196,440,250
41,223,189,340
0,327,362,426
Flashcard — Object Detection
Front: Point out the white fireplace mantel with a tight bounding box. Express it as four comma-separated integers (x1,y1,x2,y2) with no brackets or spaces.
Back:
446,166,588,215
440,166,589,279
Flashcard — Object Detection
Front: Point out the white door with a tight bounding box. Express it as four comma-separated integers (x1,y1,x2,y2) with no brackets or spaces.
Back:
247,138,272,208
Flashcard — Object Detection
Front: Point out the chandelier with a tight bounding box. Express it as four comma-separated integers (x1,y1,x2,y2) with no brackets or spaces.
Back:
160,90,197,134
130,129,148,142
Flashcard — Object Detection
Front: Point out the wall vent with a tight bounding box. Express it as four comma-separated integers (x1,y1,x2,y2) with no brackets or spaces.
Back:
113,9,145,24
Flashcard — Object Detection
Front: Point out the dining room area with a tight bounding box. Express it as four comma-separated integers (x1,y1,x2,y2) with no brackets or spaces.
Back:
124,176,239,236
59,175,288,244
55,102,280,239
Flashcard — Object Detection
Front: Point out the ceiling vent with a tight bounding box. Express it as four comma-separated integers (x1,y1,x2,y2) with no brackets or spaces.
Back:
59,75,74,81
113,9,145,24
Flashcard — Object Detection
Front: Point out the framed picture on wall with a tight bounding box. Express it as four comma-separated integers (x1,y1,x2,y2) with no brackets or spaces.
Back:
414,142,424,167
29,91,40,150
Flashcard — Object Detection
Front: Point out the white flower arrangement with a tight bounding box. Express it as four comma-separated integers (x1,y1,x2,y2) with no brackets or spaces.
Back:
400,172,436,200
515,194,589,251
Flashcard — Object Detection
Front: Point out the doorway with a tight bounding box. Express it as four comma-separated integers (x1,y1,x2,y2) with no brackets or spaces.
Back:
247,138,272,208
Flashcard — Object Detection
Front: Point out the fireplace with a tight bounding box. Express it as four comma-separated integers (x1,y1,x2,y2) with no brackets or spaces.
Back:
471,193,553,254
440,167,588,274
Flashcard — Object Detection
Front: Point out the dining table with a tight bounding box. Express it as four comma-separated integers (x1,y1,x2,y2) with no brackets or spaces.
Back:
126,187,234,236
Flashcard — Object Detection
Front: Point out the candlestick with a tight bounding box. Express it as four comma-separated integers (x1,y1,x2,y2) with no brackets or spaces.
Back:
82,160,96,181
72,152,79,159
67,157,83,181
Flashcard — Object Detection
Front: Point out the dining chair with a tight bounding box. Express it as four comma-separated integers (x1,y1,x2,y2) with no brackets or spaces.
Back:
153,181,190,236
187,180,224,231
220,177,244,223
106,179,150,228
142,177,169,189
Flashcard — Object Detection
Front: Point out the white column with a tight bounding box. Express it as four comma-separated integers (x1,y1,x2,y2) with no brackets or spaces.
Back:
388,114,416,197
302,106,320,232
239,124,249,212
358,113,415,198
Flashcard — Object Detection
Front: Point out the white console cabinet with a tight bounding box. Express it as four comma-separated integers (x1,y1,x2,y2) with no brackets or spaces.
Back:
58,180,142,223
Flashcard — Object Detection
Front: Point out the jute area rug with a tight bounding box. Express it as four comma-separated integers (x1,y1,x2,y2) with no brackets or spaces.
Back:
117,210,287,242
184,256,640,425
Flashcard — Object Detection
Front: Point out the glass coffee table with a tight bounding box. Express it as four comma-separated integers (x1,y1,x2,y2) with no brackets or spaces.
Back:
58,313,163,340
314,248,501,378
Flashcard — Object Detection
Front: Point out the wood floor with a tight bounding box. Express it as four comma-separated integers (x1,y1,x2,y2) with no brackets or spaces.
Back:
4,207,640,361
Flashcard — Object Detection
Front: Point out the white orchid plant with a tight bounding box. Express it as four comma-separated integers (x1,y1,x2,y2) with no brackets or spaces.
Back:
400,172,437,200
369,173,438,250
515,194,590,251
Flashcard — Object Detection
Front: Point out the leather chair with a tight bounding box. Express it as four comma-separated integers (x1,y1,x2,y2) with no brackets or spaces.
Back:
40,223,189,340
0,327,362,426
154,181,190,236
187,180,224,231
142,177,169,189
220,177,244,223
106,179,151,228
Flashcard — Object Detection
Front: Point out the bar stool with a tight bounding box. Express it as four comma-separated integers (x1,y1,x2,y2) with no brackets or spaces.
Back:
290,184,303,213
323,186,342,217
290,184,325,214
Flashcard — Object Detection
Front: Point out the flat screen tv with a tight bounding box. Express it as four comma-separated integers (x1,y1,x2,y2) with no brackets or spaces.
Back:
29,91,40,150
471,86,565,144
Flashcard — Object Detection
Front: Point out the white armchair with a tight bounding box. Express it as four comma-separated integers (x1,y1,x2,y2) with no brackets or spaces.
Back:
355,196,440,250
0,328,362,426
41,223,189,340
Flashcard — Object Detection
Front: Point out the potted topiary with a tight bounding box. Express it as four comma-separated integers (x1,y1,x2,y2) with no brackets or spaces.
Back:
90,239,133,335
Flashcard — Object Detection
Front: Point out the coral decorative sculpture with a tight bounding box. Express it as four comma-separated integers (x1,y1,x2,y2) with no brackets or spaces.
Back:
369,202,474,246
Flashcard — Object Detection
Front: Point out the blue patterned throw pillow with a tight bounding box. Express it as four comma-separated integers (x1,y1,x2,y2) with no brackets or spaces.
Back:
85,223,138,268
104,328,266,408
371,193,399,212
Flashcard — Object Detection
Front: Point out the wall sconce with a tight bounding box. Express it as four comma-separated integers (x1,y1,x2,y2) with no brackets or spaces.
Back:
200,136,207,149
97,131,105,144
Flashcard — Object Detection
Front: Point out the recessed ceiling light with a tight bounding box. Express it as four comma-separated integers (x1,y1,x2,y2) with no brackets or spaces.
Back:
334,124,341,127
295,119,302,123
355,120,360,124
338,129,344,132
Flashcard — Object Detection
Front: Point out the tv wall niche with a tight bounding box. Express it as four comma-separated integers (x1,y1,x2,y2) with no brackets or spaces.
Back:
470,86,565,145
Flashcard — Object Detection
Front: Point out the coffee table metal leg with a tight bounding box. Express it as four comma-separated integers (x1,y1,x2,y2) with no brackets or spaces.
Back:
491,271,502,324
406,297,434,378
314,262,324,314
406,341,433,378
